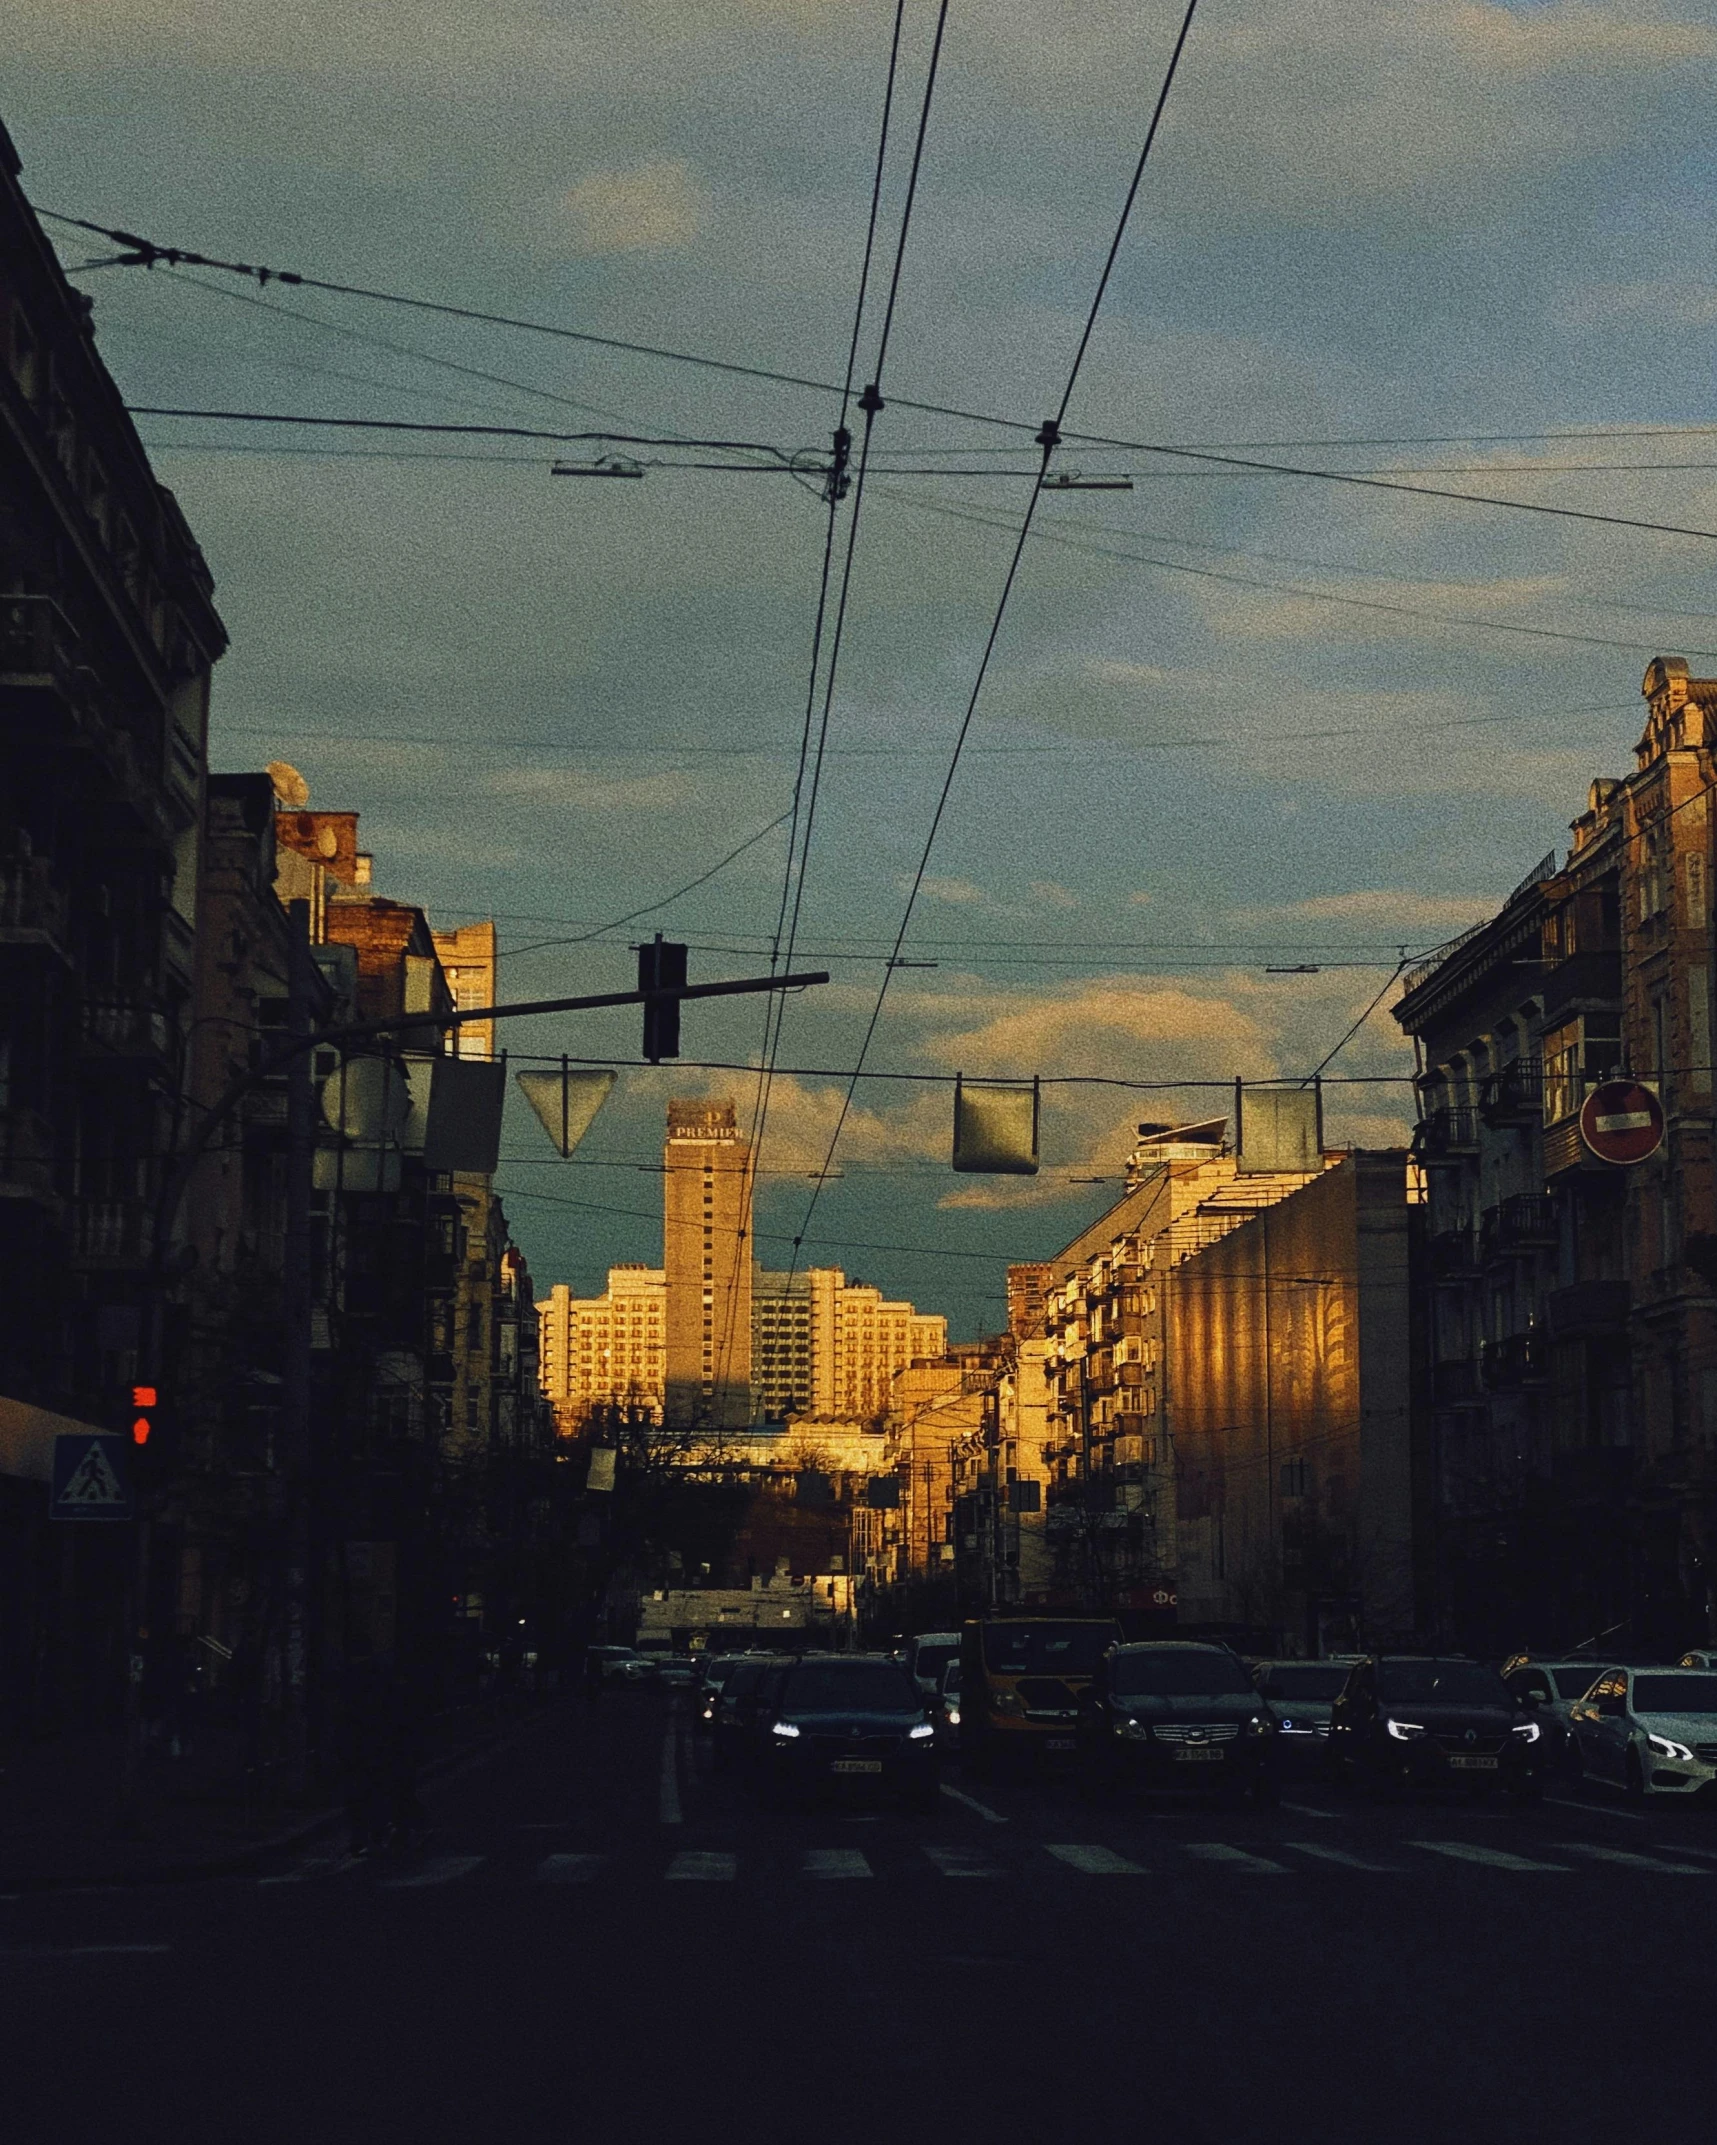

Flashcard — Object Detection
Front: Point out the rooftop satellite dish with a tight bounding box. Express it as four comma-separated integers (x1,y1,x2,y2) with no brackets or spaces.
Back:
267,761,311,809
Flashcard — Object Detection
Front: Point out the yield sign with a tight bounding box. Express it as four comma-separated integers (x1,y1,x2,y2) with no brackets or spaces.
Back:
51,1433,134,1521
1579,1079,1665,1165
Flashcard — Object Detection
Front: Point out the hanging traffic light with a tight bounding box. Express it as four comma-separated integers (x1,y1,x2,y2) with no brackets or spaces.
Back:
131,1385,157,1447
638,934,687,1063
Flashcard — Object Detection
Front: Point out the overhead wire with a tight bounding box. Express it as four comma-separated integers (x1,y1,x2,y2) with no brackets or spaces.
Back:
787,0,1207,1285
37,201,1717,545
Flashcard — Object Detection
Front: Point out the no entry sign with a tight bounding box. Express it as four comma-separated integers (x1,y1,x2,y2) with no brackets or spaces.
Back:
1579,1079,1665,1165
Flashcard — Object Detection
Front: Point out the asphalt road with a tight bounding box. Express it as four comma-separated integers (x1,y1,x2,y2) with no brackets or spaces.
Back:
8,1691,1716,2145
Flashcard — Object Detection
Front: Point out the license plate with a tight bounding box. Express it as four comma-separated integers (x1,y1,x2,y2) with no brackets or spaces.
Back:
1447,1754,1497,1771
830,1759,883,1775
1172,1747,1226,1763
1045,1737,1076,1752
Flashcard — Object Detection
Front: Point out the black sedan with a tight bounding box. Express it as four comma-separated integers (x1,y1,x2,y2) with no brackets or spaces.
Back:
753,1655,940,1813
1328,1655,1550,1802
1076,1642,1281,1804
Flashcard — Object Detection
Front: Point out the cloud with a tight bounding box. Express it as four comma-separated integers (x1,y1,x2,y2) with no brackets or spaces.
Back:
916,876,987,907
1030,880,1080,910
1230,890,1498,937
557,159,707,254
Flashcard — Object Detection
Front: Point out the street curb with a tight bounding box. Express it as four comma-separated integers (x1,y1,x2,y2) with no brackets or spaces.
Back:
0,1699,560,1898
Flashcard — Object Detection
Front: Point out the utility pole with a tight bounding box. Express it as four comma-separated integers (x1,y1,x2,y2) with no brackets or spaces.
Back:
282,898,314,1796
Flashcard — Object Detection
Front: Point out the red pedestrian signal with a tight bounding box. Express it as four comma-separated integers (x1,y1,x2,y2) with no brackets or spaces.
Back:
131,1386,157,1446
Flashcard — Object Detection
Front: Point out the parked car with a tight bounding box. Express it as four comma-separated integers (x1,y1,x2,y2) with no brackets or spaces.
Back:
1077,1641,1280,1805
1568,1665,1717,1800
1328,1656,1549,1802
1249,1659,1350,1762
650,1655,697,1688
693,1654,749,1733
753,1653,939,1813
934,1660,963,1752
1499,1658,1600,1772
903,1631,962,1704
584,1645,654,1688
711,1655,792,1767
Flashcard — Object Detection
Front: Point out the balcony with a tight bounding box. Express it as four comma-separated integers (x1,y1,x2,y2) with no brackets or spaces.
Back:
1479,1058,1543,1126
71,1198,155,1264
1547,1279,1629,1339
0,856,72,963
80,1000,172,1062
0,1108,58,1204
1479,1332,1546,1389
1482,1194,1558,1259
1417,1106,1479,1161
1425,1226,1478,1278
1431,1358,1481,1406
0,593,82,689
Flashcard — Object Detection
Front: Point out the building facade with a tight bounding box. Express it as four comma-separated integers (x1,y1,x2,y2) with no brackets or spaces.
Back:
807,1267,947,1423
1397,656,1717,1654
537,1267,668,1429
663,1098,753,1428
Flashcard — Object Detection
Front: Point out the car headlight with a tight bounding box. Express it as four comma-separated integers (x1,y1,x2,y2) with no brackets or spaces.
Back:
908,1722,935,1741
771,1720,801,1740
945,1705,961,1726
1648,1731,1694,1763
1245,1714,1273,1736
1511,1720,1541,1743
1116,1717,1151,1741
1385,1718,1426,1741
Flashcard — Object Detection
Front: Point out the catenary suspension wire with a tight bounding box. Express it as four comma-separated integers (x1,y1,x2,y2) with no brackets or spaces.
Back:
37,202,1717,545
785,0,1205,1282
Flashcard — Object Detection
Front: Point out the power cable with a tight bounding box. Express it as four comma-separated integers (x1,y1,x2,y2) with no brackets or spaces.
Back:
1302,960,1413,1085
37,201,1717,544
787,0,1206,1282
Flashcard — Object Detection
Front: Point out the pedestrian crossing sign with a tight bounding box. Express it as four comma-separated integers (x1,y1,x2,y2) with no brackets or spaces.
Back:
51,1433,134,1522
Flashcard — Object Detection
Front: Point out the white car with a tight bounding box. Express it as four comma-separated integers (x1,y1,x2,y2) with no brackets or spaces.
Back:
1568,1665,1717,1800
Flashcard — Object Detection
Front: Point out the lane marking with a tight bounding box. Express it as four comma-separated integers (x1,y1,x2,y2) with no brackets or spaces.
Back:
1284,1840,1403,1873
1183,1842,1290,1873
803,1848,872,1879
1546,1796,1645,1824
1045,1844,1147,1875
379,1854,486,1889
1408,1840,1568,1873
665,1851,735,1882
940,1783,1009,1824
1281,1802,1344,1820
658,1718,683,1826
921,1843,1000,1879
1559,1842,1712,1875
0,1943,172,1958
534,1853,606,1883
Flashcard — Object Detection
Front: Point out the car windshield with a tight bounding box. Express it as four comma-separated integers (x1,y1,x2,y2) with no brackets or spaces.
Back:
941,1665,961,1693
1257,1664,1348,1701
1113,1651,1255,1698
981,1624,1119,1676
1633,1675,1717,1714
1377,1661,1509,1706
1550,1667,1598,1700
783,1665,918,1714
913,1643,959,1680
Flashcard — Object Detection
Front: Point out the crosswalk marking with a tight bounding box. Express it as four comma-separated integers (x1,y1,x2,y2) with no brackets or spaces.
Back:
1558,1842,1710,1875
665,1851,735,1882
803,1848,872,1879
1408,1841,1567,1873
1283,1841,1402,1873
939,1784,1009,1824
534,1854,606,1883
379,1854,485,1889
1045,1844,1146,1876
920,1843,1000,1879
1183,1843,1290,1873
1281,1802,1344,1821
1546,1796,1645,1823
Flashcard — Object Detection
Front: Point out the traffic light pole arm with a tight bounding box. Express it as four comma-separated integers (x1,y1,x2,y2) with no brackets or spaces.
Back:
303,969,832,1053
154,968,830,1252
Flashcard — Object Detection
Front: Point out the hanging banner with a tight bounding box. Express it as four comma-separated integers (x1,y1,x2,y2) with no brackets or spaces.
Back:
516,1067,617,1157
952,1074,1040,1175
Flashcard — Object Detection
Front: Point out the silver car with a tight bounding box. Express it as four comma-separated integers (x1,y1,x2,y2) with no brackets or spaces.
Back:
1249,1659,1351,1755
1569,1665,1717,1799
1500,1659,1603,1770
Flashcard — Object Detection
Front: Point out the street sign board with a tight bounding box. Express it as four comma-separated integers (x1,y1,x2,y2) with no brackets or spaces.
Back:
1579,1079,1665,1165
51,1433,134,1521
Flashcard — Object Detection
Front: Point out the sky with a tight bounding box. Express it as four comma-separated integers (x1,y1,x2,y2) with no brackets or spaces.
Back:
12,0,1717,1334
